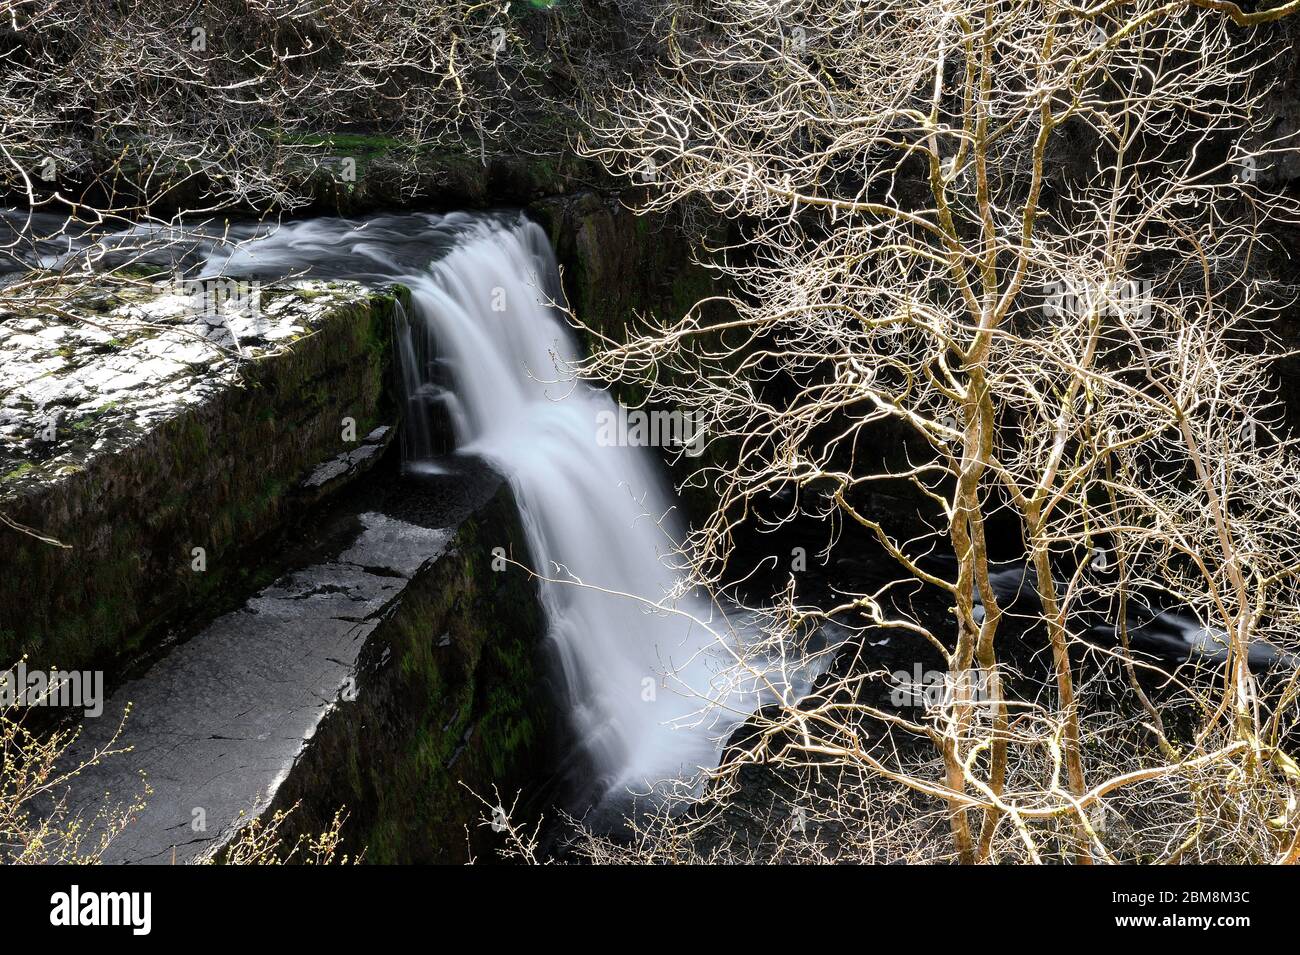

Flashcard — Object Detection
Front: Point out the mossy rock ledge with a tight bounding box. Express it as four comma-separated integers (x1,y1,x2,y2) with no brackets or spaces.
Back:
0,279,406,674
259,481,557,865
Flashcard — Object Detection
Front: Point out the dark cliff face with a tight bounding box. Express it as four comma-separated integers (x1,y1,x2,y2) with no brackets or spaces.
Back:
1255,21,1300,418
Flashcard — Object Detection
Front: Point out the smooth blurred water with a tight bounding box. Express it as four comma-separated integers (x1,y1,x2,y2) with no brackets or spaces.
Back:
194,211,796,808
21,208,814,809
389,216,742,805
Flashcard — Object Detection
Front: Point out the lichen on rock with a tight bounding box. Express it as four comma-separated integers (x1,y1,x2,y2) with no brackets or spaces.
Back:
0,277,406,676
0,278,373,491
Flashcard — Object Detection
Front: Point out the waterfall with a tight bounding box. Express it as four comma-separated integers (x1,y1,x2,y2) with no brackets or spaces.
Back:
193,211,809,809
396,217,737,803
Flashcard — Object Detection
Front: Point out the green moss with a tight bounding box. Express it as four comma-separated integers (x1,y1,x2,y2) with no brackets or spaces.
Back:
110,264,168,281
3,461,33,481
291,132,402,156
71,401,121,431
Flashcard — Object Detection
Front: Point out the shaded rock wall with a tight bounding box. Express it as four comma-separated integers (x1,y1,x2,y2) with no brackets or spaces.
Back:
306,148,600,219
530,190,722,359
263,482,556,865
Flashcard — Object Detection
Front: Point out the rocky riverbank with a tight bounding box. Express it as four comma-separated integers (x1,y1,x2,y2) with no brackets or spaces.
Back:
0,278,405,677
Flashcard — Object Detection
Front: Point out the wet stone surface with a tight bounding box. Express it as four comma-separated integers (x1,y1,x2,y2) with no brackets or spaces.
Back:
303,426,391,492
0,279,372,492
58,508,453,865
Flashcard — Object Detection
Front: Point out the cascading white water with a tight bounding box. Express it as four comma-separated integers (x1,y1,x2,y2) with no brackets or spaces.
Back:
188,210,802,808
399,218,743,802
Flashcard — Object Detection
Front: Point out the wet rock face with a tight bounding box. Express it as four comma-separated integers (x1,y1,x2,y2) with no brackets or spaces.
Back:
304,150,596,218
0,279,406,675
58,510,453,865
530,191,724,357
262,483,557,865
48,465,556,866
1,279,374,487
28,420,553,865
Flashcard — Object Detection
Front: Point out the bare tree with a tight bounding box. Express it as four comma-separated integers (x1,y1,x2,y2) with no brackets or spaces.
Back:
570,0,1300,863
1,0,560,218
